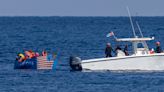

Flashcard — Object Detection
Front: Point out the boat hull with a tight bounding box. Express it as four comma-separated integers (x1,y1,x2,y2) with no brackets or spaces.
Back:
81,53,164,71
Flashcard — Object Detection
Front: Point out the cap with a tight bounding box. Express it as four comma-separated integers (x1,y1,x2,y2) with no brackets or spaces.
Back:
156,41,160,45
107,43,111,46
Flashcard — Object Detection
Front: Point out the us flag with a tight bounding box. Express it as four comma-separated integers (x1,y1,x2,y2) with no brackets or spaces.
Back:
106,31,114,37
37,56,54,69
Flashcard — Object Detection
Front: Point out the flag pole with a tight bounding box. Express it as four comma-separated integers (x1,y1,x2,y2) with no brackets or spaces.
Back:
113,34,117,40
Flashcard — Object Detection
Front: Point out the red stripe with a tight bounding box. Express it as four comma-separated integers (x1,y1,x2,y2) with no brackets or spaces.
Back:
38,64,53,66
38,63,53,65
38,66,52,67
37,67,52,69
36,56,54,69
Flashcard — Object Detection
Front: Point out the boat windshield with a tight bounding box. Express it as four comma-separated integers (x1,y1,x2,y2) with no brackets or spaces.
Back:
137,43,144,48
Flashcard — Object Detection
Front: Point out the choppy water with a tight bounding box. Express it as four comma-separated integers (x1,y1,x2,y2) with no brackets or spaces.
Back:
0,17,164,92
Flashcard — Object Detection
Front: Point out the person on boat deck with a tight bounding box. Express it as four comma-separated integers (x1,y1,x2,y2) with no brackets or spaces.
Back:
105,43,114,57
115,45,122,51
123,45,129,56
115,45,124,56
155,41,163,53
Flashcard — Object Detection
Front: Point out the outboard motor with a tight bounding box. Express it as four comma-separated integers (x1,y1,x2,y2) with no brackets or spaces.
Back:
69,56,82,71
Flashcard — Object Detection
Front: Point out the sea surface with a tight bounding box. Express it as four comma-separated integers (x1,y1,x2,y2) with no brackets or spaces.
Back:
0,17,164,92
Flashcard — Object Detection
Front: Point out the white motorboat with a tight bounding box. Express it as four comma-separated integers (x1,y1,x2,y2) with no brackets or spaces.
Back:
69,8,164,71
69,37,164,71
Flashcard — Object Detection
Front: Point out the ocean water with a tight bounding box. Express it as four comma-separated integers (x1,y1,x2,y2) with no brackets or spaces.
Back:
0,17,164,92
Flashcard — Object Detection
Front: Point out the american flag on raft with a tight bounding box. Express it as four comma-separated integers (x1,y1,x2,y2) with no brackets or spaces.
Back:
37,55,55,69
106,31,114,37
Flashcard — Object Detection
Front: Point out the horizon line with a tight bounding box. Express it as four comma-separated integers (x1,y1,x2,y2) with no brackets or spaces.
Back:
0,15,164,17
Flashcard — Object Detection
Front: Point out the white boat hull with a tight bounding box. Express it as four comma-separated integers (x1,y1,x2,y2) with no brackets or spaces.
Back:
81,53,164,71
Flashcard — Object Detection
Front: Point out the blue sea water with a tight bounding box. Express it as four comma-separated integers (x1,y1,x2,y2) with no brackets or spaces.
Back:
0,17,164,92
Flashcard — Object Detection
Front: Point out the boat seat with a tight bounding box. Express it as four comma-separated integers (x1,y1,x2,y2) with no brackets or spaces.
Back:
136,48,148,55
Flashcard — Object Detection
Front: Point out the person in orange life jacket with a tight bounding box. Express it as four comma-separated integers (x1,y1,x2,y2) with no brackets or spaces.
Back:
25,51,30,59
25,50,34,59
29,50,35,58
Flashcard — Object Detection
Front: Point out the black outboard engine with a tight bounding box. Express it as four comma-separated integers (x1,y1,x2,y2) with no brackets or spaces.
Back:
69,56,82,71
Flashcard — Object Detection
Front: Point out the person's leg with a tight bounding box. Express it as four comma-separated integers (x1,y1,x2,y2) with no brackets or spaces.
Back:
106,54,109,57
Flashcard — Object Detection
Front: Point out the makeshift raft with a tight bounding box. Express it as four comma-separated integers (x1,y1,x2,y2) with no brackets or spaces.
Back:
14,55,57,70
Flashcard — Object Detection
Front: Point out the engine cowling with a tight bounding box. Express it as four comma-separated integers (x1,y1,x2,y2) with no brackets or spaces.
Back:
69,56,82,71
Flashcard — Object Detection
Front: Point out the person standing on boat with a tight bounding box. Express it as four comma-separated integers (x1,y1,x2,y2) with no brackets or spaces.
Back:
155,41,163,53
115,45,122,51
105,43,114,57
123,45,129,56
115,45,126,56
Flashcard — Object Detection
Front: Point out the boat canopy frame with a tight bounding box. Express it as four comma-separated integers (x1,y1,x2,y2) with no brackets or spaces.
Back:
116,37,154,55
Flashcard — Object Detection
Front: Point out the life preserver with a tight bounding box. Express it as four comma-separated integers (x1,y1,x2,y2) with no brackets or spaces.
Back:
18,53,25,62
19,53,25,59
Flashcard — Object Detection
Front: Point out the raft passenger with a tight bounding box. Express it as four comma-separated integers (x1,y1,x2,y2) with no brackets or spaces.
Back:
25,50,33,59
42,50,47,56
35,52,40,57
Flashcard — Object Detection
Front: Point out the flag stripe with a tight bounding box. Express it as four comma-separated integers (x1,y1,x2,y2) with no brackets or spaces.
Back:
106,31,114,37
37,67,52,69
37,56,54,69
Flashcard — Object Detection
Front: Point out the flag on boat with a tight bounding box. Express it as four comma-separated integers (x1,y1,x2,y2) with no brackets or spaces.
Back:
106,31,114,37
37,56,54,69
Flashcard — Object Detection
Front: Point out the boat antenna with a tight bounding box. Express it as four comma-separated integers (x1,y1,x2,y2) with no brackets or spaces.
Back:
136,21,149,52
126,6,136,38
136,21,143,38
